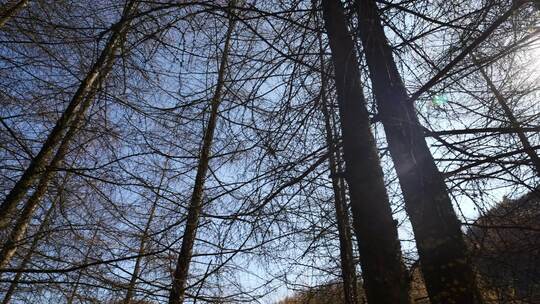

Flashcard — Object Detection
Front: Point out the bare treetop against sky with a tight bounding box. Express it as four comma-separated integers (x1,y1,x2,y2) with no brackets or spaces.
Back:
0,0,538,304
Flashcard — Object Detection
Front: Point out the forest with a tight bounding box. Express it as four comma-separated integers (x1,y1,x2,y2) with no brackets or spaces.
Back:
0,0,539,303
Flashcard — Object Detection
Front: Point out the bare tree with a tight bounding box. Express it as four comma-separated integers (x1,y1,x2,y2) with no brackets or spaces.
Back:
0,0,138,231
471,54,540,175
352,0,485,302
0,0,538,303
321,0,410,302
318,45,360,304
168,3,237,303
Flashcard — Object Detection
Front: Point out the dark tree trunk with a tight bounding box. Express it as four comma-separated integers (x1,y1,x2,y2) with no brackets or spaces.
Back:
320,68,360,304
168,4,236,303
0,0,131,265
1,192,57,304
0,0,136,231
317,16,360,303
321,0,410,303
0,89,97,268
353,0,481,303
322,104,361,304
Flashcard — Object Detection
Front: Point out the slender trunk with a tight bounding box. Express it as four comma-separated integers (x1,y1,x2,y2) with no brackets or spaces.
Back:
123,171,164,304
66,229,99,304
1,194,56,304
168,4,236,304
0,0,29,28
0,0,136,230
472,54,540,176
321,1,410,303
318,28,359,304
0,22,122,264
0,88,96,268
321,95,360,304
353,0,481,303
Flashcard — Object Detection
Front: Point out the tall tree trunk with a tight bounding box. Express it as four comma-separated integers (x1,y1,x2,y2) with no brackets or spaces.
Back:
472,54,540,176
1,191,57,304
318,27,360,304
353,0,481,303
0,0,136,230
168,4,236,304
321,94,361,304
0,88,97,268
123,168,165,304
321,1,410,303
0,0,29,28
0,19,124,265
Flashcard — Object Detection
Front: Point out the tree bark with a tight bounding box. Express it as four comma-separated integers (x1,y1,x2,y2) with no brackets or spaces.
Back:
472,54,540,176
353,0,481,303
0,8,127,265
0,0,136,231
0,0,29,28
317,23,360,303
320,69,360,304
168,4,236,304
321,1,410,303
0,88,96,268
1,192,56,304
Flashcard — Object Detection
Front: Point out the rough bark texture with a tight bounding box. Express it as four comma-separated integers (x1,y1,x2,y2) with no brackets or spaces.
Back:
168,5,236,304
0,0,29,28
321,0,410,303
353,0,481,303
0,0,136,231
472,54,540,176
321,78,360,304
317,17,360,303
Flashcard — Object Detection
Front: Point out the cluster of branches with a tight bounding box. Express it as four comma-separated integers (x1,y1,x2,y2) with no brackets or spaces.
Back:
0,0,538,303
